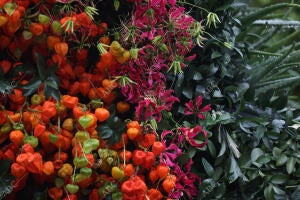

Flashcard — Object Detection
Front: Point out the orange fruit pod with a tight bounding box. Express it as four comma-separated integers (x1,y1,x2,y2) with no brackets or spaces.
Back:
127,127,140,140
11,162,27,178
147,188,163,200
61,95,79,109
116,101,130,113
9,130,24,146
42,161,54,176
162,174,177,193
94,107,110,122
122,163,135,177
54,42,68,56
47,35,61,50
29,22,44,36
156,164,170,179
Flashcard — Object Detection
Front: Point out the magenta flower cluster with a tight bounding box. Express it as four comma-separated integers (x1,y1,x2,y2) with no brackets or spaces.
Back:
114,0,198,121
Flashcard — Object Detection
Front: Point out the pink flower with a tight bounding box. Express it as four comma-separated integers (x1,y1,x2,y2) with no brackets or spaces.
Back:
184,96,211,119
178,125,208,148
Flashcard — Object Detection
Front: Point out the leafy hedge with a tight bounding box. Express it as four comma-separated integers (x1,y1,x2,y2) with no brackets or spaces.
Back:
167,0,300,199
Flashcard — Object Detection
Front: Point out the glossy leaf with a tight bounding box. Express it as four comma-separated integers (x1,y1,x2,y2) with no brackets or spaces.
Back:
202,157,215,177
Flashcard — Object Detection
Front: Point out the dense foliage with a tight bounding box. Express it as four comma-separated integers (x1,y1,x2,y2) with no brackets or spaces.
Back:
0,0,299,200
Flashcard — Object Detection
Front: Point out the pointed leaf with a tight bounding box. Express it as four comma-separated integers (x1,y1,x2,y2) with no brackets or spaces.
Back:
34,52,46,81
97,125,114,139
217,140,227,157
240,3,300,26
270,174,288,184
23,80,42,96
286,157,296,174
202,157,215,177
264,184,274,200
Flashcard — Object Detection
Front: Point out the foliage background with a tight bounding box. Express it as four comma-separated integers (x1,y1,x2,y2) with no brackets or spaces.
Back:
162,0,300,199
0,0,299,199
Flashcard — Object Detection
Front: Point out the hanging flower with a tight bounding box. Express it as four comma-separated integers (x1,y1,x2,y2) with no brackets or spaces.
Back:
178,125,208,148
184,96,211,119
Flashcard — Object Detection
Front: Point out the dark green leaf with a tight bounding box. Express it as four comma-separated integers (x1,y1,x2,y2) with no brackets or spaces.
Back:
271,95,287,110
44,85,60,101
182,86,193,99
34,52,46,81
286,157,296,174
0,159,14,199
251,148,264,163
217,140,227,157
212,167,223,181
211,51,222,59
97,125,114,139
256,154,271,164
272,147,282,159
276,153,288,166
207,140,216,158
214,182,226,198
291,185,300,200
264,184,274,200
228,154,244,183
193,72,203,81
174,73,184,96
202,157,215,177
45,79,59,90
272,185,285,195
23,80,42,96
270,174,288,184
0,79,13,94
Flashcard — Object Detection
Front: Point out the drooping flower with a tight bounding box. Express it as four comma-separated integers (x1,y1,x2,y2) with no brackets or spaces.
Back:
184,95,211,119
178,125,208,148
170,159,200,199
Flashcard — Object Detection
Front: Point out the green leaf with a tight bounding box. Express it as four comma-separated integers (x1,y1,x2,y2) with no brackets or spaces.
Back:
217,140,227,157
34,52,46,81
270,174,288,184
256,154,271,164
97,125,114,139
23,80,42,96
228,154,244,183
276,153,288,166
240,3,300,26
264,184,274,200
291,185,300,200
207,140,216,158
272,147,282,159
44,85,60,101
250,44,294,84
182,86,193,99
286,157,296,174
0,79,13,94
193,72,203,81
45,79,59,90
272,185,285,195
0,159,14,199
211,51,222,59
174,73,184,96
226,132,240,158
251,148,264,163
214,182,226,198
256,76,300,95
202,157,215,177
